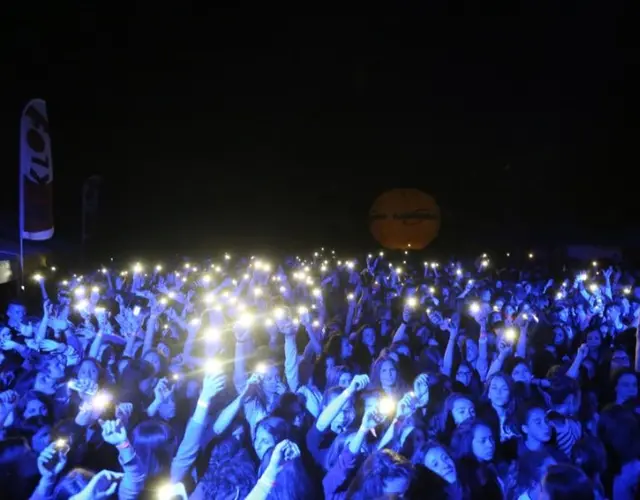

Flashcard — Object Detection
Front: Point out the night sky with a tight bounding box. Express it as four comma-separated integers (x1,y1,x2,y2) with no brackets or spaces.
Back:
1,5,633,257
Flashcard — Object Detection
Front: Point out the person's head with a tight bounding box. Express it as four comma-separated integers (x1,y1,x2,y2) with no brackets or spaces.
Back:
451,419,495,463
322,387,355,434
519,404,552,445
326,365,353,390
76,358,101,384
121,360,156,396
6,301,26,328
361,325,377,347
455,362,474,387
585,330,602,351
612,369,638,405
272,393,307,428
371,354,400,391
538,464,594,500
253,416,290,461
464,338,479,363
605,304,622,324
345,449,413,500
142,350,165,376
199,441,256,500
131,419,177,480
257,360,281,396
511,359,533,384
19,391,51,420
513,450,557,500
485,372,513,410
445,393,476,427
545,375,581,417
415,442,457,484
552,327,566,347
611,348,631,373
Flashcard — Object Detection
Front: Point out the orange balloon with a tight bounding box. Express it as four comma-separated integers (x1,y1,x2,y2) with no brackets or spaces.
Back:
369,189,441,250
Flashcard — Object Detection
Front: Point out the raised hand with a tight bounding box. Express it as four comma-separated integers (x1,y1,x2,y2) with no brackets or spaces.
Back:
267,439,301,474
413,374,430,408
200,373,226,401
72,469,123,500
36,441,68,478
100,419,128,446
348,374,370,394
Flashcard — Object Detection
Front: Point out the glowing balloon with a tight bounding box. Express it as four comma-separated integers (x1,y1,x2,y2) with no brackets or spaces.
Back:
369,189,440,250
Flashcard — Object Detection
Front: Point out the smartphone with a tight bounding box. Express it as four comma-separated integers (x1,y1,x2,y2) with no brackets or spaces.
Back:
67,379,98,396
45,439,70,471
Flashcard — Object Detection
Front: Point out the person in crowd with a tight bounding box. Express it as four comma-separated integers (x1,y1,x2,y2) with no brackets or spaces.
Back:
0,251,638,499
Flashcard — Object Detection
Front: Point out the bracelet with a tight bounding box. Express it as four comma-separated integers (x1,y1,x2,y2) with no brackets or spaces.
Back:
116,440,130,450
197,399,209,409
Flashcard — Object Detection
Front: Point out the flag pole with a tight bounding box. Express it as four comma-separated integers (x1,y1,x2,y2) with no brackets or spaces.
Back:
18,136,25,291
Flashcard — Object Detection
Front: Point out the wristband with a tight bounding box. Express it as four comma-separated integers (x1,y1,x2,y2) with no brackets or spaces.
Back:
116,440,130,450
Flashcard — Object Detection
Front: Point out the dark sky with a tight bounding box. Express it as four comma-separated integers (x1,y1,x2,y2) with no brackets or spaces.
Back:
1,5,633,256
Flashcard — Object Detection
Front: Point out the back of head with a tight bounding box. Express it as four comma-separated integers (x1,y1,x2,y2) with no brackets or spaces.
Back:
541,464,594,500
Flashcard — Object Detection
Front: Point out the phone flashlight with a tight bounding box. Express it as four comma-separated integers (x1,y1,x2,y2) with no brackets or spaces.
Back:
133,306,141,316
255,362,267,375
92,391,111,411
204,327,219,342
469,302,480,314
504,328,517,342
379,396,396,416
406,297,417,309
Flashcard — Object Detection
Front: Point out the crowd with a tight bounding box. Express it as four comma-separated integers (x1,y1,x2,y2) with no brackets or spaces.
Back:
0,250,639,500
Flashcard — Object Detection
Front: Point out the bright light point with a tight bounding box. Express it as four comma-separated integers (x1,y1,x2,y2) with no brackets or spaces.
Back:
481,260,489,267
92,391,111,410
238,313,254,328
184,263,190,269
265,318,274,327
168,291,176,299
469,302,480,314
255,362,267,374
395,267,403,274
253,287,263,297
189,318,201,326
624,287,631,295
155,265,163,271
243,274,249,280
202,275,212,283
32,274,43,282
62,280,69,286
589,283,598,293
298,306,308,315
273,308,285,320
203,293,214,304
528,253,534,259
74,299,89,311
279,286,286,293
133,263,143,273
94,306,106,314
54,438,66,449
379,252,384,257
51,267,56,272
312,288,321,297
92,286,99,293
160,297,168,305
379,397,396,416
505,328,516,341
592,261,598,267
347,293,355,301
74,287,86,297
204,327,219,341
406,297,417,308
320,265,327,272
456,268,462,276
101,268,107,274
224,253,231,260
429,287,435,294
312,320,320,327
556,292,563,300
